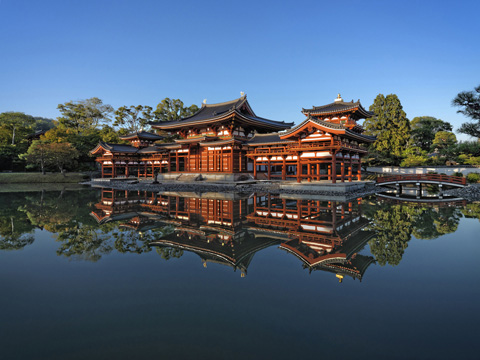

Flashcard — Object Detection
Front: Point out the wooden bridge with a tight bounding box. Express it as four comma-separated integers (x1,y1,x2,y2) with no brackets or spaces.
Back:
376,174,467,187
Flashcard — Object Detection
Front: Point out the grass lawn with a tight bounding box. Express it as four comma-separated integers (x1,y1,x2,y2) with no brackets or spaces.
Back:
0,172,89,184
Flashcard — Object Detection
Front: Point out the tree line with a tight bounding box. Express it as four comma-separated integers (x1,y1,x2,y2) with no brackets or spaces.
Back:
364,84,480,168
1,84,479,174
0,97,198,174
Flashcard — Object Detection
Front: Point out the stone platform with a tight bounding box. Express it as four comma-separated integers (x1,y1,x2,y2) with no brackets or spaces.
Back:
279,180,371,193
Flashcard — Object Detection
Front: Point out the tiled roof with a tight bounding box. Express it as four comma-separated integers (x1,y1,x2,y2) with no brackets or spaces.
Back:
175,136,218,144
100,142,138,153
281,117,376,143
119,131,163,141
150,96,293,131
199,138,245,147
302,100,373,118
246,133,295,146
137,146,160,154
281,117,346,136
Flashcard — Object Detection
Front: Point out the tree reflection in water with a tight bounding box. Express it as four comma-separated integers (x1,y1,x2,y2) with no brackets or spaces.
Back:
0,188,472,277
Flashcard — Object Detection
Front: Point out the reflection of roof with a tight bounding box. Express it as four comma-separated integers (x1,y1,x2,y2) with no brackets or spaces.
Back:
151,232,280,273
302,100,373,118
150,96,293,131
119,131,163,141
315,254,375,281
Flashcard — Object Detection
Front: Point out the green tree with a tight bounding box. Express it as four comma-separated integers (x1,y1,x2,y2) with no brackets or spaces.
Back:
364,94,411,165
0,112,35,145
410,116,453,151
432,131,457,151
400,146,428,167
47,142,79,176
452,84,480,138
57,97,113,134
154,98,199,122
113,105,153,132
33,117,55,131
20,140,51,174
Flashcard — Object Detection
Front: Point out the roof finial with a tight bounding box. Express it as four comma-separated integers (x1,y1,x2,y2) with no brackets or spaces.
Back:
203,99,207,105
334,93,343,102
240,91,245,97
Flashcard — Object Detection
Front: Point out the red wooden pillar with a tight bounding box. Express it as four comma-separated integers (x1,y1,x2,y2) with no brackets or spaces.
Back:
357,157,362,181
215,150,218,172
307,160,311,182
176,151,179,172
253,156,257,179
341,156,345,183
267,157,271,180
282,157,286,180
332,151,337,184
316,163,320,181
125,161,129,178
349,156,353,182
238,149,242,172
296,153,301,183
328,164,331,181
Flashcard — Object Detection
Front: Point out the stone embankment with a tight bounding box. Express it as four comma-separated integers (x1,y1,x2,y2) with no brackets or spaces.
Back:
87,179,380,199
444,184,480,201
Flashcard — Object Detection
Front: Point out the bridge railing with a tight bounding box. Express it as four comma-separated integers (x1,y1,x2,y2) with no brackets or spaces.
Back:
376,174,467,186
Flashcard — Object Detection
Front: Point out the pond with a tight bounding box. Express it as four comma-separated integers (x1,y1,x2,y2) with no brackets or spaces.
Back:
0,187,479,359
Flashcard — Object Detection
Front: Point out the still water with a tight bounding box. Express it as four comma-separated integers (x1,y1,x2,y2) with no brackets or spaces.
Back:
0,187,479,359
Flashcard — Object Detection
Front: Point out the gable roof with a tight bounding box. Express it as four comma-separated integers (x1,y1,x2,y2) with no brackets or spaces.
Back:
90,142,138,155
280,117,376,143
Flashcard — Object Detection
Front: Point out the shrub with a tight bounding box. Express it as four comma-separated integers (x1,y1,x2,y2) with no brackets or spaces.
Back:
466,172,480,183
453,172,464,177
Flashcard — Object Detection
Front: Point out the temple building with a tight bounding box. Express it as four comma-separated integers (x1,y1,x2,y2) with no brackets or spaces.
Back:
90,94,375,183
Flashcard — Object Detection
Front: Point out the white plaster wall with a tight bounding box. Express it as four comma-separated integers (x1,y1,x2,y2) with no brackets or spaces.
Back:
368,166,480,175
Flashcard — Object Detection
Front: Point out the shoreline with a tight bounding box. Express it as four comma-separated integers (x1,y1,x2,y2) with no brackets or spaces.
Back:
86,179,480,202
86,179,383,201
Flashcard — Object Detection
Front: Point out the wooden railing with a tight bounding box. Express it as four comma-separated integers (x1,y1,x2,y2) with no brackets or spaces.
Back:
376,174,467,186
247,141,367,155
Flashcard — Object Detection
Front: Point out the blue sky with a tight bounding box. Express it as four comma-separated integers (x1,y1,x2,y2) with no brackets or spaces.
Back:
1,0,478,139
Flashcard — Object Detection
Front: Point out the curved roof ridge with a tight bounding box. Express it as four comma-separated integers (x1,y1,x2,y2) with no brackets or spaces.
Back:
243,113,294,126
201,95,246,108
302,99,374,118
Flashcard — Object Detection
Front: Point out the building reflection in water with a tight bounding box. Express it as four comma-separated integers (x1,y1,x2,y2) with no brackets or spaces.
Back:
91,189,375,281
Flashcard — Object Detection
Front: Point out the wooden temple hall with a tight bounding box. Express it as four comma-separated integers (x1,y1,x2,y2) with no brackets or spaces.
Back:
91,94,375,183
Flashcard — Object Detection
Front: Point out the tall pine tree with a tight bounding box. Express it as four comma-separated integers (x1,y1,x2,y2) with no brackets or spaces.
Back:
364,94,410,165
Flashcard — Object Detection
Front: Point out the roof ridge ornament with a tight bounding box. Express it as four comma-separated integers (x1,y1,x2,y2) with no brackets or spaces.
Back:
334,93,343,102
